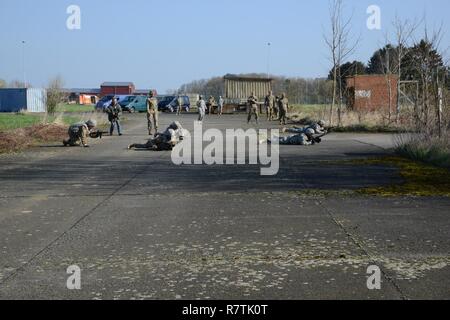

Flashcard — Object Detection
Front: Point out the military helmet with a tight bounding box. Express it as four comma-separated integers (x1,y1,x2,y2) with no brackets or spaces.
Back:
305,128,315,135
318,120,326,127
86,120,97,128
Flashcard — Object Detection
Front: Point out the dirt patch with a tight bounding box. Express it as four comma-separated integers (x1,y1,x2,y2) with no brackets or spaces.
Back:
0,123,67,153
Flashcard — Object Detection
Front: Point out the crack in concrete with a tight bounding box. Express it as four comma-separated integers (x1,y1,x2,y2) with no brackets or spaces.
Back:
317,200,409,300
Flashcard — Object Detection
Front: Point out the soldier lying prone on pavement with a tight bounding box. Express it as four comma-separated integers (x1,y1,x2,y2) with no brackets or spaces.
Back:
282,120,328,135
268,131,312,146
63,120,98,147
128,121,188,151
269,120,329,146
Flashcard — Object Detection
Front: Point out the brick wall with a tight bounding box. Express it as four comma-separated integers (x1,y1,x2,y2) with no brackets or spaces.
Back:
346,75,398,111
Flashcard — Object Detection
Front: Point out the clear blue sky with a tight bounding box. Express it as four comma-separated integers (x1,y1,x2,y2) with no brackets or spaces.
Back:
0,0,448,93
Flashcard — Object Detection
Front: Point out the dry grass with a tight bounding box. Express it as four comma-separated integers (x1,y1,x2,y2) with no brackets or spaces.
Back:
0,111,109,154
394,131,450,169
0,123,67,153
289,106,399,132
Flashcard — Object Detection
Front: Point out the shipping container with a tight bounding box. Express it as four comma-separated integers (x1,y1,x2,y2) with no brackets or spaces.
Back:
0,88,47,113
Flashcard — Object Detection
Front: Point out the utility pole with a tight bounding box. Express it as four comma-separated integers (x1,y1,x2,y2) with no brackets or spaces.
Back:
266,42,271,79
436,67,443,138
22,40,26,87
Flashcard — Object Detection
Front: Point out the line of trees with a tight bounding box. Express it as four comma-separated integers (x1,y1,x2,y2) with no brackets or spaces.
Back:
0,79,30,88
175,74,334,106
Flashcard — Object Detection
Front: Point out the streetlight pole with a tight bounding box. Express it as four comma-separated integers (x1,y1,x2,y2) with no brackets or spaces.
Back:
22,40,26,87
267,42,271,79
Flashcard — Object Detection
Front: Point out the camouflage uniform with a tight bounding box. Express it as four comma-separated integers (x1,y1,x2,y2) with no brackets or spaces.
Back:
275,133,311,146
273,96,279,120
147,95,159,136
218,96,224,116
176,96,183,115
63,122,92,147
247,94,259,124
128,121,187,151
286,123,326,135
265,92,276,121
207,96,216,114
278,94,289,125
197,98,206,121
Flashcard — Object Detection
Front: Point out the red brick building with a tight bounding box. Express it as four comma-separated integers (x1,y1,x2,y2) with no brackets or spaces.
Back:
345,75,398,111
100,82,135,96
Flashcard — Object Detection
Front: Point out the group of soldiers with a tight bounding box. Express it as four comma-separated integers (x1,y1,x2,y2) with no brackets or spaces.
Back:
63,91,187,151
247,90,289,125
274,120,328,145
63,90,329,149
62,97,124,147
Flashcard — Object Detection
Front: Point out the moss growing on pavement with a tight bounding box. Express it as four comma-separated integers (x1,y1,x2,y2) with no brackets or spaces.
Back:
355,157,450,197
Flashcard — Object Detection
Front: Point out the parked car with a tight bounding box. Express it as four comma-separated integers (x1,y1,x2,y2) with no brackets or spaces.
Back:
158,95,190,113
118,95,138,113
95,95,127,112
122,95,148,113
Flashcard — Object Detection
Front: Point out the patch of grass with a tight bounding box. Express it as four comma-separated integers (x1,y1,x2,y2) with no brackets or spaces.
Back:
395,138,450,169
331,124,403,133
355,157,450,197
56,104,96,113
0,113,79,131
289,104,328,114
0,113,43,131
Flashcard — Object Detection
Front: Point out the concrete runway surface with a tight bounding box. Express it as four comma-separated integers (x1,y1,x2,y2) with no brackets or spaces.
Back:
0,113,449,300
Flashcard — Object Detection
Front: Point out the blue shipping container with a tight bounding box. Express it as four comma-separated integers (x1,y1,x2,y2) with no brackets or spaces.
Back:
0,88,47,113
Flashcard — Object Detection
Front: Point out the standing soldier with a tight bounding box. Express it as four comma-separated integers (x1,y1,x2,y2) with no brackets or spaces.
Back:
197,95,207,121
207,96,216,115
273,95,280,120
176,95,183,116
278,93,289,125
106,97,123,136
147,90,159,136
265,90,276,121
63,120,97,147
218,96,224,116
247,92,259,124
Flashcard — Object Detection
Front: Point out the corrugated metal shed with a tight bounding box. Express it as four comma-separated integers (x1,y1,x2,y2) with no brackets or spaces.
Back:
0,88,47,113
223,75,272,101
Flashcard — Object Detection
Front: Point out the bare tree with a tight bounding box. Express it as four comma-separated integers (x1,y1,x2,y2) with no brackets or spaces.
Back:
47,75,65,115
9,80,29,88
324,0,359,126
392,15,420,121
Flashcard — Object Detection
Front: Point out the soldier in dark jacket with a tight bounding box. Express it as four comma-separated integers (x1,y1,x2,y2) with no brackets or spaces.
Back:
106,97,123,136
